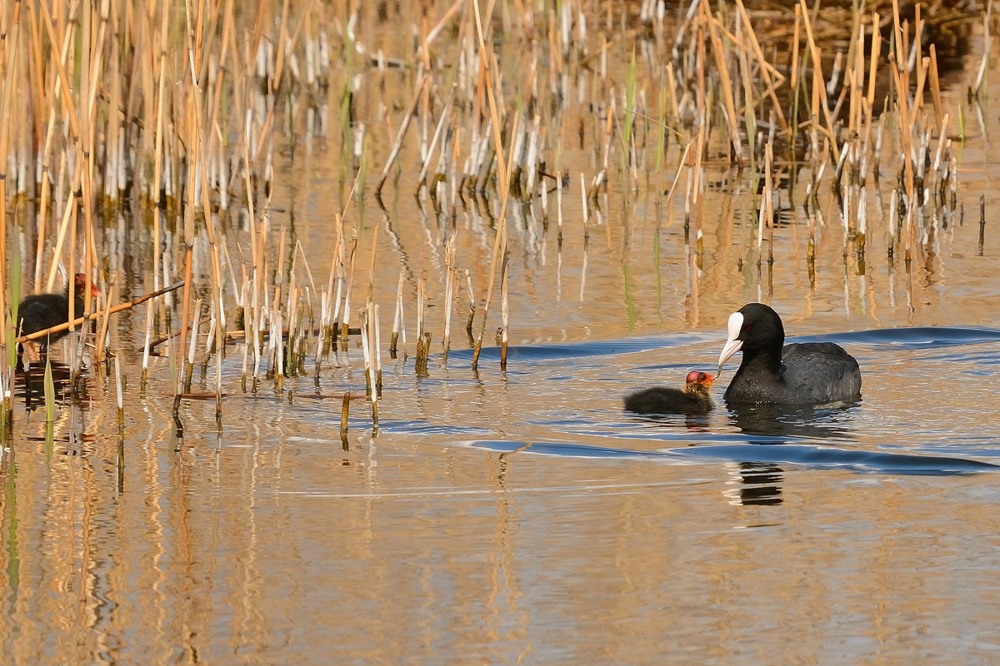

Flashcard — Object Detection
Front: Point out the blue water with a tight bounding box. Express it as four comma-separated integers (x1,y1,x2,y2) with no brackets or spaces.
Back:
393,325,1000,477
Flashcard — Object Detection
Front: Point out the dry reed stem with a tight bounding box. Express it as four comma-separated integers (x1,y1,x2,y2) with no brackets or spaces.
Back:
797,0,838,159
442,234,457,358
390,270,404,356
464,269,476,340
700,1,740,164
499,253,509,370
376,74,429,195
733,0,787,131
94,276,117,364
415,278,428,374
340,238,358,344
470,0,516,371
141,293,155,389
340,391,350,446
361,303,373,396
373,304,382,396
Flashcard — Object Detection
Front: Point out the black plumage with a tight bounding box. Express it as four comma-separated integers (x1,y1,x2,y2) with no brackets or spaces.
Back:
624,371,715,414
717,303,862,406
17,274,97,351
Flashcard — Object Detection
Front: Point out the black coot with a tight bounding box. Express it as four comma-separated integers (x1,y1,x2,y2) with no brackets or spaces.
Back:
717,303,861,405
17,274,97,351
624,371,715,414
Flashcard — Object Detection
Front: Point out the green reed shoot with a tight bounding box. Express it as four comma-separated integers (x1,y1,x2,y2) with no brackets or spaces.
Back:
43,356,55,424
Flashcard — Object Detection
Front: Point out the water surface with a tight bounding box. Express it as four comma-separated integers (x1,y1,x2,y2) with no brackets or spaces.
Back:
4,4,1000,665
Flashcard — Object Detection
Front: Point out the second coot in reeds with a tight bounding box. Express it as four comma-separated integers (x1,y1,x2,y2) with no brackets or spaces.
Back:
17,274,98,351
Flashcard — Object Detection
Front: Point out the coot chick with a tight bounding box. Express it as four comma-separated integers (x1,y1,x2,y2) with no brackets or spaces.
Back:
624,371,715,414
17,274,98,350
717,303,862,405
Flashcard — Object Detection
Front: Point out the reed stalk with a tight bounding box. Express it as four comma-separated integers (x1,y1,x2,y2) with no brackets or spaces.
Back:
469,0,517,372
415,279,429,376
340,391,350,449
114,355,125,430
373,304,382,397
339,238,358,347
464,270,476,343
442,235,457,363
116,356,125,493
390,270,405,358
979,194,986,257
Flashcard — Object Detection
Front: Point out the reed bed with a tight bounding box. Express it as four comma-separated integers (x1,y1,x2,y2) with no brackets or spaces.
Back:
0,0,985,439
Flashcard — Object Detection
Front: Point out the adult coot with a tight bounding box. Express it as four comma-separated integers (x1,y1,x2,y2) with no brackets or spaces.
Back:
717,303,861,405
17,273,98,351
624,371,715,414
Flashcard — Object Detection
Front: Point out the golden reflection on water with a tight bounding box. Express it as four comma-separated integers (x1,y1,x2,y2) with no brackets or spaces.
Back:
2,389,1000,663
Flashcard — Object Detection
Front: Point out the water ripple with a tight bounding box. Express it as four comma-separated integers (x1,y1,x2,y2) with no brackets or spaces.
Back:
463,439,1000,476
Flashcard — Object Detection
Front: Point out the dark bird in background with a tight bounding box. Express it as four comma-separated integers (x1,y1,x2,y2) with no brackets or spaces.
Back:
16,273,99,352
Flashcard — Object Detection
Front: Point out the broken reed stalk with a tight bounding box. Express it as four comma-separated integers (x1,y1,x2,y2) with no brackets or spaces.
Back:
116,378,125,493
499,253,509,370
319,213,346,364
390,270,405,358
114,354,125,431
240,270,254,392
887,188,898,260
442,234,456,362
360,302,379,431
93,276,116,365
464,270,476,343
175,249,194,407
214,313,223,423
184,298,202,393
339,238,358,346
140,295,155,391
270,280,284,392
979,194,986,256
414,279,429,376
373,304,383,397
361,302,373,396
340,391,350,448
